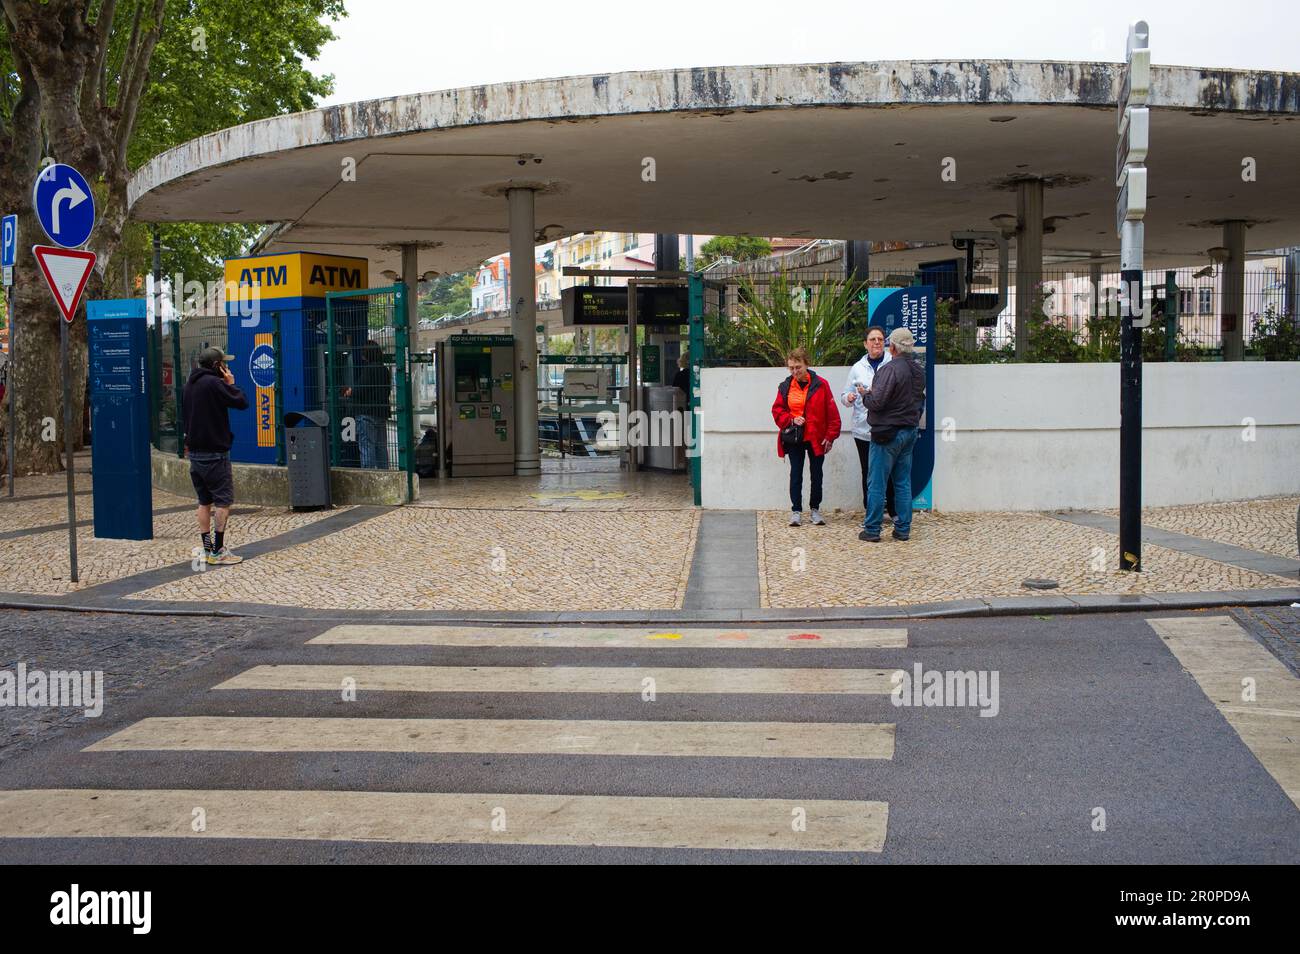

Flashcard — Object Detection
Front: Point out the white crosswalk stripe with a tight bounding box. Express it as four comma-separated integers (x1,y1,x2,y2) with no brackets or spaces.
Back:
1,625,910,855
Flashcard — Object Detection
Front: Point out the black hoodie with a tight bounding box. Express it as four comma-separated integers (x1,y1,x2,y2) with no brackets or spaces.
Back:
183,366,249,453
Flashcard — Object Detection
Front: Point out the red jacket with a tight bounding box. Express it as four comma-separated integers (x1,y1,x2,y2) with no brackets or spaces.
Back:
772,369,841,457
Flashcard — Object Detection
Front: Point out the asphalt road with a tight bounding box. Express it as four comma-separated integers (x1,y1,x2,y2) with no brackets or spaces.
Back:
0,607,1296,864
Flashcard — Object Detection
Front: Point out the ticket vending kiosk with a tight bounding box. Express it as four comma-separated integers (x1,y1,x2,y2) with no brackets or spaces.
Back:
86,298,152,540
223,251,369,465
436,334,515,476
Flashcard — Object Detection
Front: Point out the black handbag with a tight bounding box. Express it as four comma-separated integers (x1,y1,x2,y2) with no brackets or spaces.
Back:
781,422,805,449
870,426,897,445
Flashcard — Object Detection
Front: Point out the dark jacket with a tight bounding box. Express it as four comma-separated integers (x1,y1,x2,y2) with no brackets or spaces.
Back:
183,366,248,453
353,358,392,420
864,353,925,430
771,369,842,458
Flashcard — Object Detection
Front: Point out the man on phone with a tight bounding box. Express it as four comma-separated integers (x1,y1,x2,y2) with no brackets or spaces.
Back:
183,347,249,565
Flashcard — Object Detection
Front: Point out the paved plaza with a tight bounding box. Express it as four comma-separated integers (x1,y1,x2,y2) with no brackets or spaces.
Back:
0,456,1295,615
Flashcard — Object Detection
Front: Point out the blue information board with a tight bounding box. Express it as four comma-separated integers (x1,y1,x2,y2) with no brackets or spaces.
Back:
87,299,153,540
867,286,937,510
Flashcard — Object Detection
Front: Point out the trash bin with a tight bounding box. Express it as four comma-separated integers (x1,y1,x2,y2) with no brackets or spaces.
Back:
284,410,331,509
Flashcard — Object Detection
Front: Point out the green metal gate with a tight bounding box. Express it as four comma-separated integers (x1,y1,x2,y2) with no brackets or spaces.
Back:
324,284,415,502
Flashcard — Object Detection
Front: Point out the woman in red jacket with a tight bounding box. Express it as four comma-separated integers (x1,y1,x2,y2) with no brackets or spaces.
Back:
772,347,841,526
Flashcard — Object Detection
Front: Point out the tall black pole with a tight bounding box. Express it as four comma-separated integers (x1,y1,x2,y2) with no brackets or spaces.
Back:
61,317,78,582
152,227,162,446
1119,271,1142,571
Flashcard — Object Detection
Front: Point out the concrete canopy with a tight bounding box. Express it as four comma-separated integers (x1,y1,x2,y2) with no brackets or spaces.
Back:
128,60,1300,275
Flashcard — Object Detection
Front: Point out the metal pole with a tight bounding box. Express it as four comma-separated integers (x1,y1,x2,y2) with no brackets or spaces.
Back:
688,273,704,506
626,278,639,472
1119,227,1142,572
171,318,184,458
6,285,14,496
60,318,79,582
152,228,163,447
507,188,540,476
1117,19,1149,573
1164,271,1178,362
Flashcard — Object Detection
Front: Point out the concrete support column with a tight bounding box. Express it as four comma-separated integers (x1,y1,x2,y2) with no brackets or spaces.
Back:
1015,179,1044,359
400,244,418,328
1220,220,1247,361
507,188,540,475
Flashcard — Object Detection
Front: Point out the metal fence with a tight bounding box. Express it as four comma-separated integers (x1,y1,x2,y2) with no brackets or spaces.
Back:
324,286,414,498
704,262,1298,363
161,313,228,454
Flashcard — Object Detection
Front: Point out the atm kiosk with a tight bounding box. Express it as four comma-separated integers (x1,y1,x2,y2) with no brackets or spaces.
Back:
222,251,369,465
435,334,515,476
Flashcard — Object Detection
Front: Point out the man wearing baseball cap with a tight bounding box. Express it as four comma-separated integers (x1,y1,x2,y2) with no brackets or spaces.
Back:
183,346,249,565
859,326,927,543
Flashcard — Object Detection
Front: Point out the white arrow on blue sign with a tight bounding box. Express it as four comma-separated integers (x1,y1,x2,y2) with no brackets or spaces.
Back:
32,163,95,249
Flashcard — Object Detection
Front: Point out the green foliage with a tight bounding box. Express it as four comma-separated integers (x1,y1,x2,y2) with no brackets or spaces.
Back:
420,272,473,319
118,1,346,293
696,235,773,269
733,271,862,366
1249,306,1300,361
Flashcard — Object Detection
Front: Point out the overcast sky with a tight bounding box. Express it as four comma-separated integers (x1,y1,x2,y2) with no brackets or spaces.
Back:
313,0,1295,107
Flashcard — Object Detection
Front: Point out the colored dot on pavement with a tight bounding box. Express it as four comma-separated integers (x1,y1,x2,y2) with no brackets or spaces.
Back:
788,633,822,641
647,632,683,640
717,632,749,640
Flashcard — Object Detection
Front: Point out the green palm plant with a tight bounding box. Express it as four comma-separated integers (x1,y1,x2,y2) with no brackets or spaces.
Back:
733,270,864,367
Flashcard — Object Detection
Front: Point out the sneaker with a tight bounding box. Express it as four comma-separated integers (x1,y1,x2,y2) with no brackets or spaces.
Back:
858,530,882,543
206,547,244,566
891,529,909,541
810,509,826,526
788,512,802,527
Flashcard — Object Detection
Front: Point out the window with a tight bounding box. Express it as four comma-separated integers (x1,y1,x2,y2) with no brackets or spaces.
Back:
1198,288,1212,315
1179,289,1194,315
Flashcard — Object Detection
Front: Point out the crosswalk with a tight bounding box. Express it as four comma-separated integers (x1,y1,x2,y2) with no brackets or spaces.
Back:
0,624,906,856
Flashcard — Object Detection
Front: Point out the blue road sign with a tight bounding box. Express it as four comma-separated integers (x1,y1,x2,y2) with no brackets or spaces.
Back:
32,164,95,249
1,214,16,267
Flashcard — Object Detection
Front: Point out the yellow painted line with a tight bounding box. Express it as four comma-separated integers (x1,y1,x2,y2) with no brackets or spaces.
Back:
1148,615,1300,809
0,789,889,852
308,625,909,650
86,716,894,760
213,665,895,694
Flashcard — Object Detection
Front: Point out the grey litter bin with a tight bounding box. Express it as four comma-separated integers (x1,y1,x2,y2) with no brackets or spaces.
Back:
284,410,331,510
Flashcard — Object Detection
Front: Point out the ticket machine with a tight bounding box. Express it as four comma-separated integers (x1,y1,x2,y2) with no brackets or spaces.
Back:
435,334,515,476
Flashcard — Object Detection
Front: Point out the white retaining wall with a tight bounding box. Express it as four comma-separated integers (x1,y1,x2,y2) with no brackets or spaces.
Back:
699,362,1300,511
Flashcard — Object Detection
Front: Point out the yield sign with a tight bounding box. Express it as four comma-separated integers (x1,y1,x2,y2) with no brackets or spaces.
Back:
33,244,97,322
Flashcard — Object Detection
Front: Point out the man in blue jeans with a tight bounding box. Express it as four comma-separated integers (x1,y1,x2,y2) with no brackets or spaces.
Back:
860,327,926,542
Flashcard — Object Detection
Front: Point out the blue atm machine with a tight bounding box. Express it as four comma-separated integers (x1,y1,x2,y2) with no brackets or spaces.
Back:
87,298,153,540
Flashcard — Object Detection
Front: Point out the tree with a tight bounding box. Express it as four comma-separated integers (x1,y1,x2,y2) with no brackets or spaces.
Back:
421,271,473,318
0,0,342,477
696,235,773,269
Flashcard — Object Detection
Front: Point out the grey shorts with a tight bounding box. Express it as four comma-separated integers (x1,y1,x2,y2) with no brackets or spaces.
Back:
189,454,234,507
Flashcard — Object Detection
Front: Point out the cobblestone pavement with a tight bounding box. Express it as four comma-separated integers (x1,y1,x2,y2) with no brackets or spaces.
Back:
128,507,700,610
1231,605,1300,678
757,509,1297,609
0,610,262,760
1121,496,1300,560
0,487,196,533
0,501,346,595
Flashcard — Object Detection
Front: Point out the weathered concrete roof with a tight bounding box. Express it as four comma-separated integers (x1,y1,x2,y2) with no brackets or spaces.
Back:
128,60,1300,274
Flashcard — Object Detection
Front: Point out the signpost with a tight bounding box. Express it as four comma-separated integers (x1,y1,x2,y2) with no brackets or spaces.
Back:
31,163,98,583
1117,21,1150,573
3,213,15,497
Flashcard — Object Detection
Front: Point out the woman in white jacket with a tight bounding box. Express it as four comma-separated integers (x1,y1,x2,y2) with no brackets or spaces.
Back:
840,325,894,520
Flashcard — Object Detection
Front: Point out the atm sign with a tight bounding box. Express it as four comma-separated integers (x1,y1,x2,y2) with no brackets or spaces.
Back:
252,334,276,448
224,252,369,303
